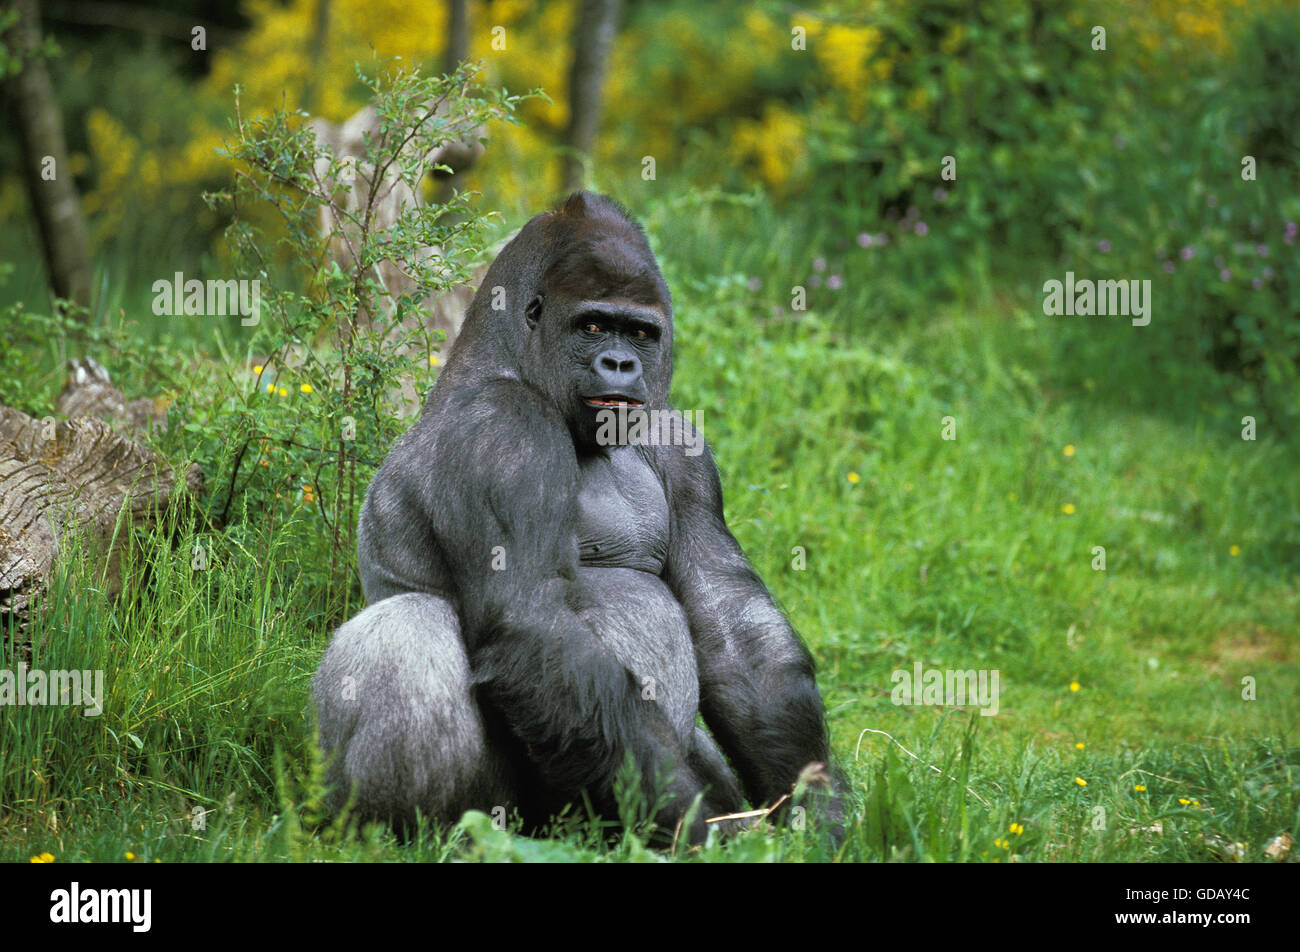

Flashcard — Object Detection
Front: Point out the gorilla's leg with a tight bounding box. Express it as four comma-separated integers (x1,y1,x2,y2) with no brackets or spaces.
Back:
313,593,519,830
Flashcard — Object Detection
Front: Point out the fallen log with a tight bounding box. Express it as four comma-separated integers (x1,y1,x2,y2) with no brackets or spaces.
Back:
0,362,202,640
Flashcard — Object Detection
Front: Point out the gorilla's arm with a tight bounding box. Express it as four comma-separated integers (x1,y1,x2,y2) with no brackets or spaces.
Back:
386,380,726,836
660,443,838,813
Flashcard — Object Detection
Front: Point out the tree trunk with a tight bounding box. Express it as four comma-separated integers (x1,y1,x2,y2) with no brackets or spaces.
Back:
2,0,93,308
562,0,620,194
300,0,331,113
443,0,468,76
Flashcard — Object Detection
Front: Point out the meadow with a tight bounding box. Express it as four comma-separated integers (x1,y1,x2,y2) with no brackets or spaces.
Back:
4,199,1296,861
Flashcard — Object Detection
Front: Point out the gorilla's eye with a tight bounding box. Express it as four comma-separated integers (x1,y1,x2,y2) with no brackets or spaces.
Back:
584,322,603,335
525,295,544,326
633,328,649,341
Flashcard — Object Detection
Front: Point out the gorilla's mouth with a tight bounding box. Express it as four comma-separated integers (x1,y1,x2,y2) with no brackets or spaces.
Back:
585,395,645,408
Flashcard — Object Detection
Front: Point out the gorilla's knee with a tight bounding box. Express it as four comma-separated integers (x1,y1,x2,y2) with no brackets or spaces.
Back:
313,593,514,827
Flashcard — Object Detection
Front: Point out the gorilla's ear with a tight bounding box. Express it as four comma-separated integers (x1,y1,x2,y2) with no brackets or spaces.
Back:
525,295,544,328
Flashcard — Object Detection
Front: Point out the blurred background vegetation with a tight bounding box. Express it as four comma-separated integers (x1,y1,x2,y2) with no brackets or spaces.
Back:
2,0,1297,424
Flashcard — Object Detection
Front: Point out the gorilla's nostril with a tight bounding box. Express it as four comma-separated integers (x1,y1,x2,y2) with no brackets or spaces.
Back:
597,352,639,379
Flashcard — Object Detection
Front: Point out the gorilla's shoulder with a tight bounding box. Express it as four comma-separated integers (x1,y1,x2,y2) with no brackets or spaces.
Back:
645,426,723,506
432,376,564,431
390,376,579,486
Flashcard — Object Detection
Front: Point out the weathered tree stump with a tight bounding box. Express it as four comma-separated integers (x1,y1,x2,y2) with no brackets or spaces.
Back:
310,102,486,350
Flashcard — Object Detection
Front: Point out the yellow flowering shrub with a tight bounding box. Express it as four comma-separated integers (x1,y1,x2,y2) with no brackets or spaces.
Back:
730,103,808,193
809,22,883,116
57,0,1285,247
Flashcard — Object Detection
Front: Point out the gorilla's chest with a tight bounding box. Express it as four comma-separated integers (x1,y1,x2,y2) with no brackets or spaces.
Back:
575,449,669,574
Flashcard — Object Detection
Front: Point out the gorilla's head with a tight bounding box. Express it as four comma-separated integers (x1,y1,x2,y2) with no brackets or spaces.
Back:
451,193,674,448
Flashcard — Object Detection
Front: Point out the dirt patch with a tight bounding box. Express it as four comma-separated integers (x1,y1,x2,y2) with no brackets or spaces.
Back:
1200,625,1295,677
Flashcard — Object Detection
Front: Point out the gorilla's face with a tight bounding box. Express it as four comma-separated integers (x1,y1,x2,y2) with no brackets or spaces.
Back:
503,202,674,451
527,291,669,449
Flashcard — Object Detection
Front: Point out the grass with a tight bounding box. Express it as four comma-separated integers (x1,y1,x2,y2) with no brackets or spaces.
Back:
2,201,1297,864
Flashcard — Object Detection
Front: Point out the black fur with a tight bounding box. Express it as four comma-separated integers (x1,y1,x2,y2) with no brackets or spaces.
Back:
314,192,842,843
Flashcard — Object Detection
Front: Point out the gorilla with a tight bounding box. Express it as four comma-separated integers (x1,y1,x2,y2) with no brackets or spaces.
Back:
313,192,842,844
